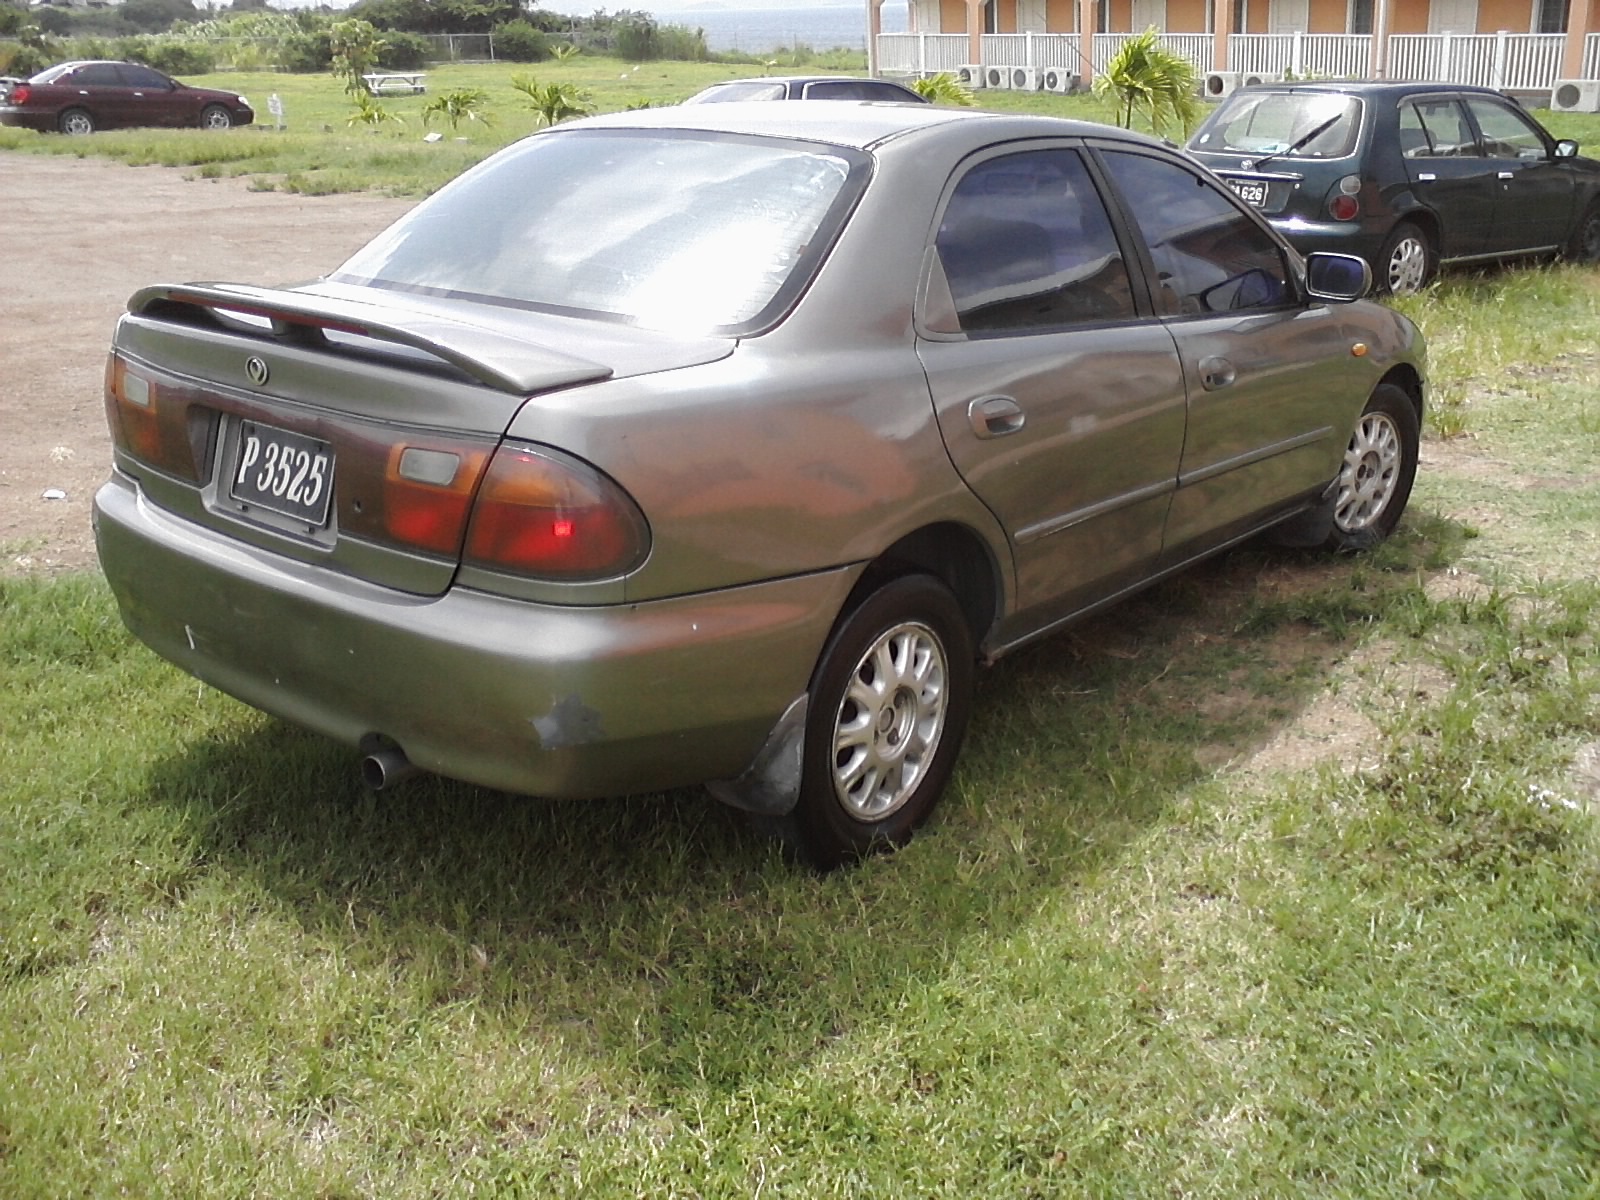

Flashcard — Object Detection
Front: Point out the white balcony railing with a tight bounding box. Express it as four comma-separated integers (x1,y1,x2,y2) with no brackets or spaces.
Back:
876,28,1598,90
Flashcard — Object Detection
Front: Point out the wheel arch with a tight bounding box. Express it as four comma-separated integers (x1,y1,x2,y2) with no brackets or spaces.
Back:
1378,362,1424,425
840,521,1003,660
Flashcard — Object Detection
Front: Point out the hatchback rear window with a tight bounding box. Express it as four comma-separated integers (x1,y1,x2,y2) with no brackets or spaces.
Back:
334,128,869,335
1189,92,1362,159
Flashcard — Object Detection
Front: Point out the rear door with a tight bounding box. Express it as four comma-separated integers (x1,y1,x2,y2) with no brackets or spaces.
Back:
1398,95,1498,259
117,63,187,128
1092,143,1367,558
916,143,1188,626
58,63,138,129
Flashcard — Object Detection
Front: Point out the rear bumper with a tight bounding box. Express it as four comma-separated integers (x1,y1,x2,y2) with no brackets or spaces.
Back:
1272,216,1385,264
94,470,859,799
0,108,55,133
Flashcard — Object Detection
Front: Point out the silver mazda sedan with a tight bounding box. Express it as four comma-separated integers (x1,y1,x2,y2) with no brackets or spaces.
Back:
95,103,1425,866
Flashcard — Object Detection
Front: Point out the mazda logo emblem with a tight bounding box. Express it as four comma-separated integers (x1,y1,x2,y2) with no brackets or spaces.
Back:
245,356,270,387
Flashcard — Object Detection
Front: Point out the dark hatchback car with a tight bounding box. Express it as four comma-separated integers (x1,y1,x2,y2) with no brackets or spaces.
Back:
1187,81,1600,293
683,75,928,104
0,60,253,135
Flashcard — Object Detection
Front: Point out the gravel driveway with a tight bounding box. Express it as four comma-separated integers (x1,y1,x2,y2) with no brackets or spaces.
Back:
0,154,417,575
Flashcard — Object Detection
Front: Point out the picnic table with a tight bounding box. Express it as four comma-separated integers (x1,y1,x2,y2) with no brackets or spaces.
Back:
362,72,427,96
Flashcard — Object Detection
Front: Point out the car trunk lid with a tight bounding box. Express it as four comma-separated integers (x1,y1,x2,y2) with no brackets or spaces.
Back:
107,283,730,596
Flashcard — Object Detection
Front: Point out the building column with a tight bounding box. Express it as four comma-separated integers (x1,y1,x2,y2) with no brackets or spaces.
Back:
1211,0,1233,72
968,0,986,66
1562,0,1597,79
1079,0,1098,82
868,0,884,74
1370,0,1393,80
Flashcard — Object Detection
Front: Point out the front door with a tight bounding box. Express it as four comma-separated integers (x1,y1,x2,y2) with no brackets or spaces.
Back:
1270,0,1309,34
1429,0,1478,33
1093,144,1368,556
1461,94,1576,254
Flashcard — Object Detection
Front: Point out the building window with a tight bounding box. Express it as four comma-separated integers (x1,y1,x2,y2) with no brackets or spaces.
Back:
1535,0,1568,34
1349,0,1373,34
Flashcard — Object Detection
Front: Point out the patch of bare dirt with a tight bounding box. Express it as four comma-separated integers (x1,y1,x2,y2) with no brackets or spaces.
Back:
0,154,416,576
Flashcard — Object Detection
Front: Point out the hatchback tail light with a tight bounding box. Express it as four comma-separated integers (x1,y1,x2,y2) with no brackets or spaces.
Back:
1327,174,1362,222
464,443,649,580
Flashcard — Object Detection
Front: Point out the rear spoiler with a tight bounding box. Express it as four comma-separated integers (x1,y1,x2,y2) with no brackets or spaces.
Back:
126,282,614,396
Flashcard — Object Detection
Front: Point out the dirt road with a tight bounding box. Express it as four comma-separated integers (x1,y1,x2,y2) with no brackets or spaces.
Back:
0,154,417,575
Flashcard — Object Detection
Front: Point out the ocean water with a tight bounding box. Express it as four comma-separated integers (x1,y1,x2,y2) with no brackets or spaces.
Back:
656,4,910,53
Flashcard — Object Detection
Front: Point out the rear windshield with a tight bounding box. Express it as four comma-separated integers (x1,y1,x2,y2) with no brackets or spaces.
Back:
683,81,789,103
1189,92,1363,160
334,128,869,335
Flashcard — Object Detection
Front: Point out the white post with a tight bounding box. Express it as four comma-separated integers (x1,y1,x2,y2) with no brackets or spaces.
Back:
1292,29,1304,75
1491,29,1509,90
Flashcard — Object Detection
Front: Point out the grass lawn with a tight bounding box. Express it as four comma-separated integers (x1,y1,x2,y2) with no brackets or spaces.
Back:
2,79,1599,1196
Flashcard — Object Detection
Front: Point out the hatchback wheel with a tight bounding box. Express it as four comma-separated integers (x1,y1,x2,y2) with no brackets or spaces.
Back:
795,575,974,868
1325,384,1419,551
200,104,234,131
58,108,94,136
1378,222,1432,295
1564,201,1600,264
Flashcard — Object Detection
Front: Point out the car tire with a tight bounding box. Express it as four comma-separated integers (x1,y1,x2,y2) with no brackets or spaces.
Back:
1322,383,1419,552
200,104,234,131
1563,201,1600,264
794,574,974,869
58,108,94,136
1377,222,1433,295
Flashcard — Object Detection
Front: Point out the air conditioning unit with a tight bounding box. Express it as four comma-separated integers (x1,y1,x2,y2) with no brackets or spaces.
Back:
1240,70,1282,88
1040,68,1081,93
1203,71,1244,99
983,65,1011,90
1010,67,1042,91
955,64,986,89
1551,79,1600,113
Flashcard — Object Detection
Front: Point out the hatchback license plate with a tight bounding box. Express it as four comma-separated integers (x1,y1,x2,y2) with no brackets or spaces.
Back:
231,420,333,527
1229,178,1269,207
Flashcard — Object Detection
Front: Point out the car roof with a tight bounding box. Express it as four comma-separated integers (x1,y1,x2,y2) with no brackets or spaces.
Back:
1237,80,1514,101
562,100,1164,153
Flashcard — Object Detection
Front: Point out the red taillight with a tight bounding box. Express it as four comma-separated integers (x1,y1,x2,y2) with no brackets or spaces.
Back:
11,85,30,105
380,443,490,556
1328,194,1361,221
464,443,649,580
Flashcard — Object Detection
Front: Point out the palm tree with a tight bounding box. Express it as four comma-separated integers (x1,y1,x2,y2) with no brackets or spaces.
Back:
510,75,593,128
912,72,977,107
1092,28,1201,140
421,89,492,133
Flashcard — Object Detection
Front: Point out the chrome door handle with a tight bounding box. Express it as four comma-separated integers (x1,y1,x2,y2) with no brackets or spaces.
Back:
967,395,1025,439
1498,171,1515,179
1198,355,1236,391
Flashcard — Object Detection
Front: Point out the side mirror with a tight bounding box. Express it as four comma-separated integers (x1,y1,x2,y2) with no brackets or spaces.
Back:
1555,138,1580,159
1304,252,1371,302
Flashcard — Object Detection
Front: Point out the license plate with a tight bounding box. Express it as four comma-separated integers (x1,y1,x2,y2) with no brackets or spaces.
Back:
1228,178,1269,207
230,420,333,527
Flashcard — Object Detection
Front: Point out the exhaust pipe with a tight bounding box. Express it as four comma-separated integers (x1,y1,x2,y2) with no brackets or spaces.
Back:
360,739,422,791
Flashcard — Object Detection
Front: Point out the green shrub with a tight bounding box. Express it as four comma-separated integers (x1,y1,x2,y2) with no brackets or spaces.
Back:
491,18,550,63
377,29,430,70
113,35,217,75
277,27,331,72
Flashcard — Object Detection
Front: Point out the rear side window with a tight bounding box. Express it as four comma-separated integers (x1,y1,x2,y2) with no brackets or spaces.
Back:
1400,98,1479,158
934,149,1136,335
1099,150,1292,316
72,64,124,86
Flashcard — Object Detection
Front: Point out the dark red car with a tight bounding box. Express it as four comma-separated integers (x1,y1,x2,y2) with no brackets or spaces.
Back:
0,61,253,135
